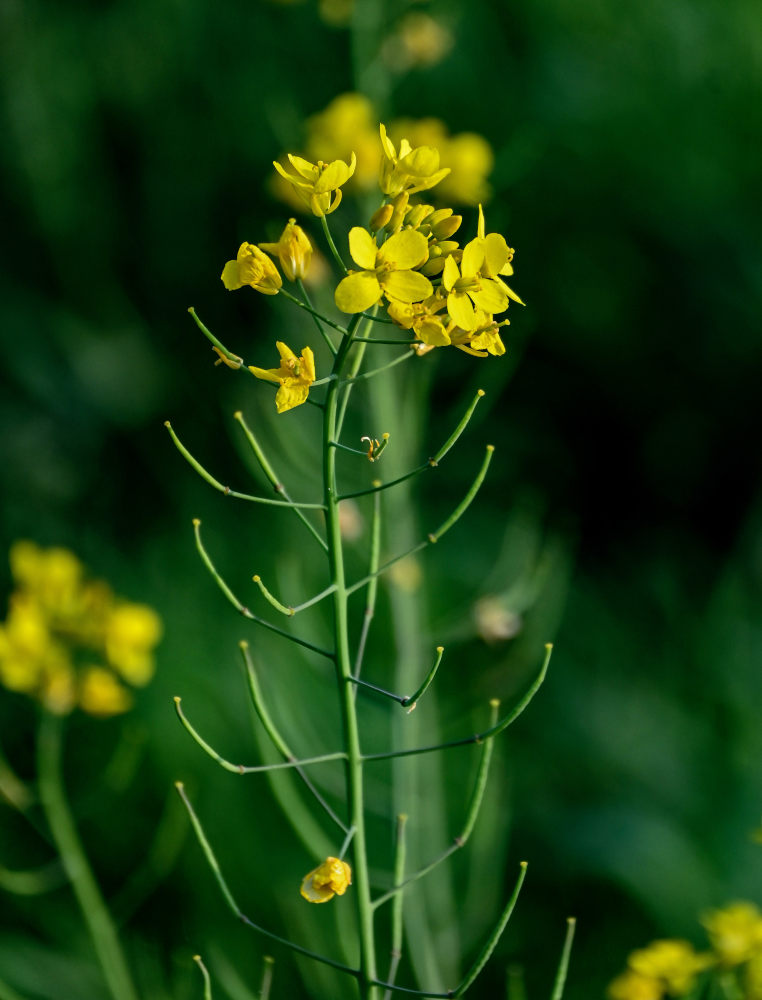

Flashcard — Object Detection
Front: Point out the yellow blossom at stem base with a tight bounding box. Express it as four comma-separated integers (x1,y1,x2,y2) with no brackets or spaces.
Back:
300,857,352,903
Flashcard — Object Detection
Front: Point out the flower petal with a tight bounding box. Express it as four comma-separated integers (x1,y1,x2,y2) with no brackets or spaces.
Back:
469,280,508,315
335,271,382,313
221,260,242,290
483,233,511,276
382,269,433,303
275,380,309,413
447,290,476,330
348,227,378,270
461,238,485,277
442,254,460,292
379,229,429,269
399,145,440,178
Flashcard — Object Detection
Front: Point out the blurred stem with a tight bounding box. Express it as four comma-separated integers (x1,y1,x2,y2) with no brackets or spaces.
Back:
382,814,408,1000
36,711,139,1000
0,975,30,1000
550,918,576,1000
324,313,379,999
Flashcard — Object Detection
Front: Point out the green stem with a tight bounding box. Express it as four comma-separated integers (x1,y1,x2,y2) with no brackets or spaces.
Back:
280,287,345,342
383,815,408,1000
36,711,138,1000
193,955,213,1000
324,314,378,999
320,214,349,273
550,918,576,1000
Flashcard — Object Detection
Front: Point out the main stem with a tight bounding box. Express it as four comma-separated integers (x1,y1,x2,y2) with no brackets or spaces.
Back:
36,711,139,1000
324,316,378,1000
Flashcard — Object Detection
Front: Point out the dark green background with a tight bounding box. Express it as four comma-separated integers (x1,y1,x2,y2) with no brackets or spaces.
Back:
1,0,761,996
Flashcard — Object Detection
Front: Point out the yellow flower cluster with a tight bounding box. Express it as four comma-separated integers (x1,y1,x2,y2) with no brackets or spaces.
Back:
609,902,762,1000
221,116,519,412
0,542,162,717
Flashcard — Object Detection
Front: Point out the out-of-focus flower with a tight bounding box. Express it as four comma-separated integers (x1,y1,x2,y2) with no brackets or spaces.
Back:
338,500,364,542
379,123,450,198
259,219,312,282
746,953,762,1000
383,13,454,70
221,243,282,294
607,970,663,1000
334,227,432,313
273,153,356,216
0,542,161,717
701,902,762,966
300,857,352,903
628,940,712,995
318,0,353,26
304,94,378,190
249,341,316,413
473,596,522,642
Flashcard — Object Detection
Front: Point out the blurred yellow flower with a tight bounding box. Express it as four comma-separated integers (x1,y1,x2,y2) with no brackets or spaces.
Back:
384,13,453,69
317,0,353,26
300,856,352,903
221,243,282,295
702,902,762,966
305,94,378,190
249,341,316,413
105,603,163,686
334,227,432,313
0,542,161,717
607,970,663,1000
259,219,312,282
273,152,356,216
628,940,711,995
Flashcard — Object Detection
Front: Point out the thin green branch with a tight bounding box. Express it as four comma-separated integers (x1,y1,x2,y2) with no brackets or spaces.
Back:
345,541,429,597
37,712,138,1000
279,287,346,338
252,575,337,616
320,214,349,274
259,956,275,1000
188,307,249,370
175,783,359,977
364,644,553,763
173,698,346,775
193,955,213,1000
372,702,499,910
382,814,408,1000
234,411,328,552
342,349,415,385
452,862,528,998
339,388,487,502
550,918,576,1000
165,423,326,510
401,646,444,713
354,487,382,681
0,859,65,895
240,643,348,834
427,446,494,544
358,312,396,325
192,519,334,659
349,676,408,705
336,309,376,439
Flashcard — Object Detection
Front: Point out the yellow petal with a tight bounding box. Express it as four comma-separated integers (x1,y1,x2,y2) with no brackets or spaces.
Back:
406,167,450,194
379,229,429,269
381,269,433,303
470,280,508,315
379,123,396,161
461,238,485,277
447,290,476,330
477,204,486,239
221,260,243,290
313,155,356,193
275,380,310,413
300,871,336,903
483,233,511,276
349,227,378,270
442,254,460,292
497,278,525,305
416,318,451,346
301,346,316,383
287,154,318,180
248,365,282,385
334,271,382,313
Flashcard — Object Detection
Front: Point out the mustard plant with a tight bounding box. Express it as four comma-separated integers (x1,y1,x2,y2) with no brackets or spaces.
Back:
168,123,569,999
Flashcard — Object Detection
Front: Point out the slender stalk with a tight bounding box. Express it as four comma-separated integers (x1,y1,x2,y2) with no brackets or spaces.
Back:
550,918,576,1000
279,287,345,341
382,814,408,1000
320,214,349,273
324,314,379,999
354,487,382,681
259,956,275,1000
36,711,138,1000
193,955,213,1000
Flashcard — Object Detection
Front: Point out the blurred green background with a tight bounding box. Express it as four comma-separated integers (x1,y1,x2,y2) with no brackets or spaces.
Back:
1,0,761,997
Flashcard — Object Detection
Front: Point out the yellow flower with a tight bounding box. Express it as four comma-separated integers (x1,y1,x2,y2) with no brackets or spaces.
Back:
249,342,316,413
388,119,494,205
273,153,356,216
607,970,663,1000
221,243,282,294
628,940,712,995
334,227,432,313
378,123,450,198
105,603,163,686
394,13,453,68
702,902,762,966
300,856,352,903
79,666,133,717
442,247,510,332
259,219,312,282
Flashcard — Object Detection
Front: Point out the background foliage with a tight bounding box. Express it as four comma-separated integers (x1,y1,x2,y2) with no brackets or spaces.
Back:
1,0,761,996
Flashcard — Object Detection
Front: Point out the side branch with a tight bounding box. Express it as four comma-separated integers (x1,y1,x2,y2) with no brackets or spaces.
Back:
192,519,334,659
174,783,359,977
165,423,325,510
364,644,553,763
174,698,346,774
